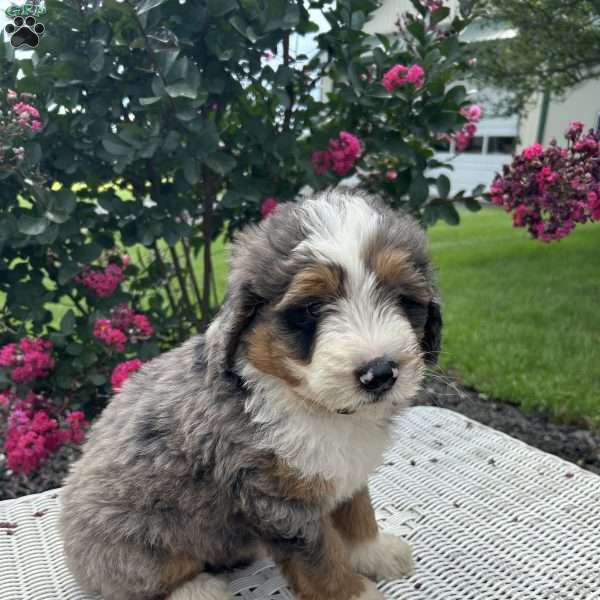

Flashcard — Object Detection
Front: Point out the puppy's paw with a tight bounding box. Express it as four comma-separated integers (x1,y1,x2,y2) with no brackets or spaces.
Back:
351,533,415,581
355,577,385,600
168,572,231,600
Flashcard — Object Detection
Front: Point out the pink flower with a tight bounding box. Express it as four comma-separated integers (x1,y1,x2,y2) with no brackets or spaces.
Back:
328,131,362,176
261,197,279,218
131,314,154,338
30,120,42,130
461,104,483,123
111,359,143,392
77,263,123,298
522,143,543,160
311,150,333,176
0,343,16,367
424,0,444,11
385,170,397,181
121,254,130,267
93,319,127,352
0,338,54,384
13,102,40,118
3,393,88,475
6,89,17,102
382,64,425,92
406,64,425,88
588,191,600,220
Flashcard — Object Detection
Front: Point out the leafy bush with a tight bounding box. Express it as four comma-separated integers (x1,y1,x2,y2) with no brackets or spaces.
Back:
0,0,484,475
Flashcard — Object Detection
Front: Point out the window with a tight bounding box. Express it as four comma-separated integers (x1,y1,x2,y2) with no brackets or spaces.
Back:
488,136,516,154
462,136,484,153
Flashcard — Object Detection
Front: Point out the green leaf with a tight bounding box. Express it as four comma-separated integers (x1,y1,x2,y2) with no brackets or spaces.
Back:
157,48,180,77
438,202,460,225
408,173,429,207
88,373,107,386
78,242,103,263
60,310,76,335
136,0,168,15
183,157,200,185
165,80,198,99
102,134,132,156
139,96,162,106
465,198,482,212
54,189,77,212
58,262,81,285
430,6,450,26
204,152,237,176
18,215,49,236
436,174,451,199
207,0,237,17
89,40,105,72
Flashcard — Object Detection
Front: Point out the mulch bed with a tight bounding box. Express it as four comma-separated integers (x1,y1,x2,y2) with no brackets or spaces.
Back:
1,374,599,501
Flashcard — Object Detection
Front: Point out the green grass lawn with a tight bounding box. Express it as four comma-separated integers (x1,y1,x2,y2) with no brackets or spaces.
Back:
428,207,600,427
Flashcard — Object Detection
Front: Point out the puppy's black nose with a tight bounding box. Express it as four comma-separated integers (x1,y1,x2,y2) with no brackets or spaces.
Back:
355,358,399,394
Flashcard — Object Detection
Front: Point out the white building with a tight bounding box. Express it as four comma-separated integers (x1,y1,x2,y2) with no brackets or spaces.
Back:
366,0,600,194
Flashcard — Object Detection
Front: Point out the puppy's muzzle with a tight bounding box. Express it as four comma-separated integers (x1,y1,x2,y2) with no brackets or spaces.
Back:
355,357,399,396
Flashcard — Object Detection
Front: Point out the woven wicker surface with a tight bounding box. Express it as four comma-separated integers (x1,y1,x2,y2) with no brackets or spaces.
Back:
1,406,599,599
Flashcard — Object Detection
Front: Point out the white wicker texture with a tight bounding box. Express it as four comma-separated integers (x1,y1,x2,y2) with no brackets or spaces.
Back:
1,406,600,600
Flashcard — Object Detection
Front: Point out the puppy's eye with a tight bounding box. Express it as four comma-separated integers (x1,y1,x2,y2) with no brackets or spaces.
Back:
283,302,322,330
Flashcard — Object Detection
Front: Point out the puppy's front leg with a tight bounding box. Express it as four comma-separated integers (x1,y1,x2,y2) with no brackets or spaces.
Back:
272,518,383,600
332,488,415,581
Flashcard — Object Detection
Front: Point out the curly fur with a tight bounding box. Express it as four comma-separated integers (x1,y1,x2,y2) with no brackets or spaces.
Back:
59,189,441,600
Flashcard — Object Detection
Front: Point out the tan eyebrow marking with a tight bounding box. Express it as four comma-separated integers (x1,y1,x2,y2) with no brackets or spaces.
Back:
278,262,345,308
371,249,431,304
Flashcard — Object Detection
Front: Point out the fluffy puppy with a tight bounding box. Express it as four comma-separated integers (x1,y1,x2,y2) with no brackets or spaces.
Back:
59,189,442,600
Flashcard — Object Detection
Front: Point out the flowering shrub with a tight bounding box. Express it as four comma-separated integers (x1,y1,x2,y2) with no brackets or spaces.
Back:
0,90,42,174
0,259,156,474
491,123,600,241
0,0,487,480
1,391,88,475
0,338,54,384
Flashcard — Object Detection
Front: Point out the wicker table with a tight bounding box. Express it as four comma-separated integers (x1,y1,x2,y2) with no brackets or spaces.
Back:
2,406,600,600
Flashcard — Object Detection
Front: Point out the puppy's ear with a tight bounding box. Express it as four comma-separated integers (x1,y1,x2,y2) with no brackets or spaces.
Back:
421,301,442,364
221,284,264,371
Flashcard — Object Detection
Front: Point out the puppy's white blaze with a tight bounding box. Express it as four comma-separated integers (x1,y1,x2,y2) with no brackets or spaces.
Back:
296,193,381,284
167,573,229,600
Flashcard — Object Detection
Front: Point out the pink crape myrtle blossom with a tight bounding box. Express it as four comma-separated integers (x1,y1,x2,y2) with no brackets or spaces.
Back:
111,359,143,392
522,143,543,161
451,105,483,151
76,263,123,298
94,305,154,351
491,127,600,241
382,64,425,92
0,338,54,384
3,393,89,474
311,132,363,177
93,319,128,352
260,197,279,218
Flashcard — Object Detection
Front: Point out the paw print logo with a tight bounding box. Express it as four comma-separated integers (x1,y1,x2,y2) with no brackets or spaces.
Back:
5,16,45,49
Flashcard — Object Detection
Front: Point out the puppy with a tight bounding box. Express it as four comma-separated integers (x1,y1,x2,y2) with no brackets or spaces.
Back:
59,189,441,600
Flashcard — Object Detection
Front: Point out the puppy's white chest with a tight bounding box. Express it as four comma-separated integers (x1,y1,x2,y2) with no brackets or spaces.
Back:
283,414,391,503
